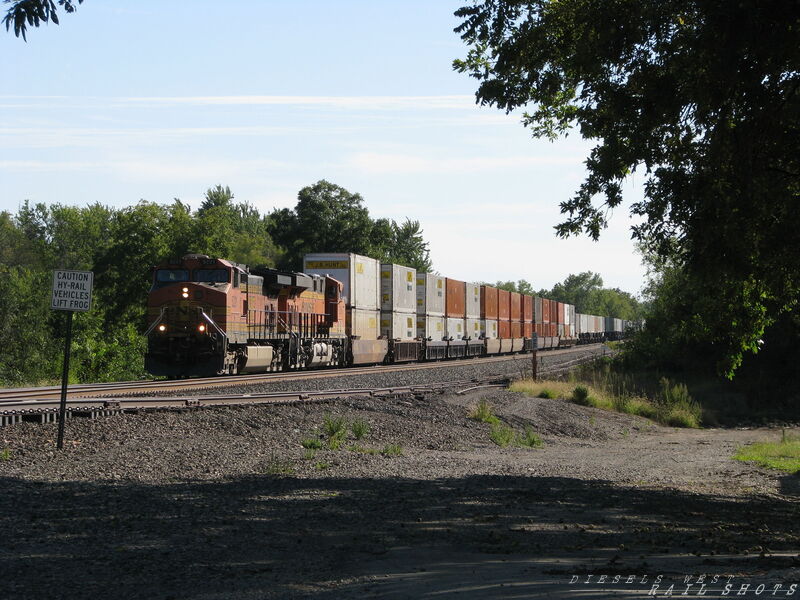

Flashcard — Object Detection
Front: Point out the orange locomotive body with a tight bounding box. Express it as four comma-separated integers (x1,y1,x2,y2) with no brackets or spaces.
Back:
145,254,346,377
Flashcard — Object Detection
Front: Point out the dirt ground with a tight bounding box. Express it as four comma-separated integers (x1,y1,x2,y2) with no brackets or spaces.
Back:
1,384,798,599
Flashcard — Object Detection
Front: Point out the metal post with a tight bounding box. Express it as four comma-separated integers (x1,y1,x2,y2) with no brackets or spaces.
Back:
56,310,74,450
531,332,538,381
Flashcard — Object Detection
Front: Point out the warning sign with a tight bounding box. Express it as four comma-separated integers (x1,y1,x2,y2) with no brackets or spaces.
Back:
51,270,93,312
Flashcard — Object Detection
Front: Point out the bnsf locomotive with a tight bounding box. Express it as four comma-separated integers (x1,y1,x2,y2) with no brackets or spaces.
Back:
145,252,632,377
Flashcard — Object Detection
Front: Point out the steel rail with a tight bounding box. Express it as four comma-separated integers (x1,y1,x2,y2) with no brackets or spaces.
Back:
0,345,602,402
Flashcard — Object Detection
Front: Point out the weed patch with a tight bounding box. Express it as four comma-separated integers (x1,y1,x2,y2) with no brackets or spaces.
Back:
301,437,323,450
469,399,500,425
323,414,347,439
518,426,544,448
264,454,294,475
735,432,800,474
0,448,11,461
351,419,369,440
381,444,404,457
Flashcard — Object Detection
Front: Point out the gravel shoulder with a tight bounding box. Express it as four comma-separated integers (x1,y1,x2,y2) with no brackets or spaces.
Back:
1,355,798,599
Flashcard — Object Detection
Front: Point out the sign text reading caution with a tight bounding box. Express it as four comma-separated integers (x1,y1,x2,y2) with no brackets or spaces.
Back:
51,270,93,312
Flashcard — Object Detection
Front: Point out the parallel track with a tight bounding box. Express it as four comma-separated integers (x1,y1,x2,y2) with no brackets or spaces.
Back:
0,345,602,402
0,345,612,426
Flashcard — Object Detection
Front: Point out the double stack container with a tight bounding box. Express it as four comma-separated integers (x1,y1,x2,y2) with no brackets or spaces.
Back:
465,283,481,340
445,278,466,340
523,294,533,338
497,288,511,339
416,273,446,340
379,263,417,340
480,285,499,340
304,252,380,339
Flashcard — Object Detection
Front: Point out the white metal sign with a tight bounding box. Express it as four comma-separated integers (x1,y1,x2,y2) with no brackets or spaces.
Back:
51,270,93,312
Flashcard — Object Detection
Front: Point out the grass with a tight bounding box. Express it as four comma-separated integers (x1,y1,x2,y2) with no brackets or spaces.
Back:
314,461,330,471
489,423,516,447
351,419,370,440
488,422,544,449
0,448,11,461
265,454,294,475
734,431,800,474
301,437,324,450
469,399,500,425
381,444,404,457
322,414,347,439
511,370,702,428
518,426,544,448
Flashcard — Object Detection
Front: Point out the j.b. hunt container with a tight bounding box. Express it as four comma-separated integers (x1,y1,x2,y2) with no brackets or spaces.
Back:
446,317,466,340
465,318,481,339
466,284,480,319
416,273,445,316
346,307,379,340
303,253,379,310
380,263,416,313
417,315,445,340
380,311,416,340
482,319,498,339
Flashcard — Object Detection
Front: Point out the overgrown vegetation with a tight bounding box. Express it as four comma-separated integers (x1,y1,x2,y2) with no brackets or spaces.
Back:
510,358,703,428
468,399,500,425
735,431,800,474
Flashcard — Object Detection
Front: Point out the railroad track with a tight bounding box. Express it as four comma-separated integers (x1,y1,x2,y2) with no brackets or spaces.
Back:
0,345,605,402
0,345,611,427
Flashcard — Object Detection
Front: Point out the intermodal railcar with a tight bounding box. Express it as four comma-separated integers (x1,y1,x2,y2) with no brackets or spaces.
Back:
145,252,633,377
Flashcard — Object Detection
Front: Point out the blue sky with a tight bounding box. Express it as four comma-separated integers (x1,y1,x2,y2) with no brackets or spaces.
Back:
0,0,647,293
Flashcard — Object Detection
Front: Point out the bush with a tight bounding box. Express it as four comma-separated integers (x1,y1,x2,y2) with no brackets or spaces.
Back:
537,388,555,399
351,419,369,440
323,414,347,439
489,423,516,447
469,399,500,424
301,437,323,450
571,385,590,405
518,426,544,449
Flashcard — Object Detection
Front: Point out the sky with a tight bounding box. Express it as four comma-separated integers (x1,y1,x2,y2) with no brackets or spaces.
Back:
0,0,648,294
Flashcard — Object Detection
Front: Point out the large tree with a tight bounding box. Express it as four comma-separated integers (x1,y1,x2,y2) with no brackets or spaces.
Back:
454,0,800,375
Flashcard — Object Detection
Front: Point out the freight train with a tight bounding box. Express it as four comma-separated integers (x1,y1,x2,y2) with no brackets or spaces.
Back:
145,252,634,377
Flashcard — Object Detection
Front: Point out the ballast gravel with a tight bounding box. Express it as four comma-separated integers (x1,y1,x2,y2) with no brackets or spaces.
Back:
1,350,798,599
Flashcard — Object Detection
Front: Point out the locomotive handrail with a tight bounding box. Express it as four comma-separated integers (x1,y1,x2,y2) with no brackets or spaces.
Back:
199,310,227,338
144,307,167,337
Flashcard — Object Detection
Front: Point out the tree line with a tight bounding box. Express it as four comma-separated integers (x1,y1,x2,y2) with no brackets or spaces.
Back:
0,180,432,385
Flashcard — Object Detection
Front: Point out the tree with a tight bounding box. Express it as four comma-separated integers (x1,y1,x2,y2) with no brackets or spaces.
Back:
3,0,82,40
387,219,433,273
454,0,800,376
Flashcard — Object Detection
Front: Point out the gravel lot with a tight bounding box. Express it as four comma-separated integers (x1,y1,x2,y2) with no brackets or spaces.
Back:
1,349,798,599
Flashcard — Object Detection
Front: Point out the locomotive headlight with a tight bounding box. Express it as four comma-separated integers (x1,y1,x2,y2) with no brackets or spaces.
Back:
158,324,167,332
198,324,206,332
182,287,189,292
181,291,189,298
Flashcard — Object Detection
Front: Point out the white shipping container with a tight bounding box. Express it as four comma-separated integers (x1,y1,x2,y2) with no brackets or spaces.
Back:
481,319,498,339
465,318,481,340
346,307,379,340
380,263,417,313
303,253,380,310
445,318,466,340
564,304,571,326
380,310,417,340
466,283,481,318
416,315,446,340
416,273,446,315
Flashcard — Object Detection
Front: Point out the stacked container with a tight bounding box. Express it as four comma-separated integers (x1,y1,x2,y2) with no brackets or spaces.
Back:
510,292,522,338
304,252,380,339
523,294,533,338
465,283,481,340
379,263,417,340
416,273,446,340
497,288,511,339
480,285,499,340
445,278,466,340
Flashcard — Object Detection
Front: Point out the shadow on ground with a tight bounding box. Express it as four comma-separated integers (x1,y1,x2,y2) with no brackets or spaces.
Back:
2,474,798,599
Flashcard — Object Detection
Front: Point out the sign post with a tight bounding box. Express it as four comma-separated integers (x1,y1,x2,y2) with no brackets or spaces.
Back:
531,332,538,381
51,270,93,450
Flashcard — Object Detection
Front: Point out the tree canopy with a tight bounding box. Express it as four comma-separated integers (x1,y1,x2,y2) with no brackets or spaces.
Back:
454,0,800,375
3,0,82,40
268,180,433,273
